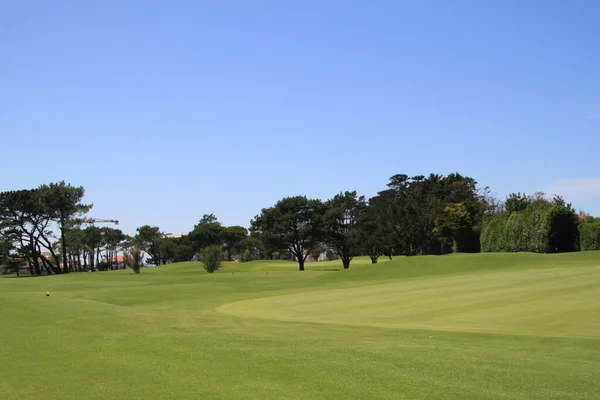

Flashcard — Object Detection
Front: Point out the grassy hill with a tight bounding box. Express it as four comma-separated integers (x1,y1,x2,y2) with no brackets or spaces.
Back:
2,252,600,399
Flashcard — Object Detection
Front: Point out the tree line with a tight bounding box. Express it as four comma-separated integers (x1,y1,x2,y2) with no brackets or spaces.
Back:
1,174,599,275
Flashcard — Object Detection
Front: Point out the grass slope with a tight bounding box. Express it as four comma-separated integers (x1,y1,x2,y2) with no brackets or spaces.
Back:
1,252,600,399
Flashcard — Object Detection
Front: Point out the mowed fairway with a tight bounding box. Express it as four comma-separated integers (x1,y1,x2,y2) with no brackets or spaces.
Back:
2,253,600,399
218,266,600,338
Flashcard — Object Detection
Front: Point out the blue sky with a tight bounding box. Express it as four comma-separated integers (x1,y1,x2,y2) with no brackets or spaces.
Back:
2,0,599,235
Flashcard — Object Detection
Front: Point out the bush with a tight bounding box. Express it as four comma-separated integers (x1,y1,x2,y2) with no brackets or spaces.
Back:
326,249,338,261
242,249,256,262
579,221,600,251
123,246,144,274
96,261,111,271
201,245,223,273
1,258,25,276
481,199,578,253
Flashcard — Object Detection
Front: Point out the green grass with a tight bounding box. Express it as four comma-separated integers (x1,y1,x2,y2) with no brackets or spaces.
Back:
2,252,600,399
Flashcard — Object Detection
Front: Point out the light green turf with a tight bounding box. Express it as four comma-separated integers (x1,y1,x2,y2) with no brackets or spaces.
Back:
2,252,600,399
217,266,600,338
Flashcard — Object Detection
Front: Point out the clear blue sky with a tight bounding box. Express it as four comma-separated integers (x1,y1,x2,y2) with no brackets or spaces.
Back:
2,0,599,235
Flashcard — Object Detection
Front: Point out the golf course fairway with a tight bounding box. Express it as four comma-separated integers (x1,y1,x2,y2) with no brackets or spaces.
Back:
2,252,599,399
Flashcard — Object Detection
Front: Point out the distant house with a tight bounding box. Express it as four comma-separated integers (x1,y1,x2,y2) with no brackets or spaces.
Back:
104,255,124,268
165,232,186,239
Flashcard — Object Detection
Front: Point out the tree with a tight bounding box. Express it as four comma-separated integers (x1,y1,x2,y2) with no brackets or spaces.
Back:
135,225,163,265
83,226,102,271
101,227,127,270
38,181,92,273
359,195,394,263
2,257,26,276
250,196,326,271
201,245,223,273
0,237,23,276
365,173,486,256
123,245,144,274
324,191,367,269
0,235,14,266
0,189,60,274
158,237,177,264
434,202,472,253
505,192,531,214
64,227,85,272
242,248,257,262
188,215,223,255
222,226,248,261
245,230,278,260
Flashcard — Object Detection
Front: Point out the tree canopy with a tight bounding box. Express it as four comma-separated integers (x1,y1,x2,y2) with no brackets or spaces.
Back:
250,196,327,271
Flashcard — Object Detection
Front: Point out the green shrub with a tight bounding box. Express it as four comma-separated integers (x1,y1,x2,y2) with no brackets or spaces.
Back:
326,249,338,261
201,245,223,273
242,249,256,262
579,221,600,251
123,246,144,274
481,201,578,253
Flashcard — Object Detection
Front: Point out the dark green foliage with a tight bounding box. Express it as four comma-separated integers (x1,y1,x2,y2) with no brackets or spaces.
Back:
188,215,223,253
325,249,338,261
0,236,13,267
366,173,486,256
504,192,531,214
324,191,367,269
96,261,112,272
481,195,579,253
222,226,248,261
250,196,326,271
201,245,223,273
1,258,25,276
38,181,91,273
135,225,163,265
242,248,257,262
83,226,103,271
100,227,127,270
579,220,600,251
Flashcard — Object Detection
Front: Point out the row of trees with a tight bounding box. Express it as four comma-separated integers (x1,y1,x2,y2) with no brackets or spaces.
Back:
132,215,248,266
2,174,598,275
0,182,90,275
249,173,489,270
1,182,151,274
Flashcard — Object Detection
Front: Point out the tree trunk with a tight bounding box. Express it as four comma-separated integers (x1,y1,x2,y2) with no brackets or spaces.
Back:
342,257,351,269
40,257,52,275
369,254,378,264
89,251,95,272
298,258,305,271
60,216,69,273
29,238,42,275
48,248,63,274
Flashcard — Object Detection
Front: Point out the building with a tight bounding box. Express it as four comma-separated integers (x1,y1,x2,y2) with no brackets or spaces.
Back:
164,232,186,238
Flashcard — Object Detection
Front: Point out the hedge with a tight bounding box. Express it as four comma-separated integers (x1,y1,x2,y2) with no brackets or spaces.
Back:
480,204,579,253
579,221,600,251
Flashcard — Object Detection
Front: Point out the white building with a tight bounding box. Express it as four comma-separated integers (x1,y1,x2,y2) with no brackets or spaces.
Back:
164,232,186,239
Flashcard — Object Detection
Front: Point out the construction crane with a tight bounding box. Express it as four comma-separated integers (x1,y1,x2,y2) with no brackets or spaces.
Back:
83,218,119,225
